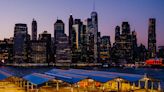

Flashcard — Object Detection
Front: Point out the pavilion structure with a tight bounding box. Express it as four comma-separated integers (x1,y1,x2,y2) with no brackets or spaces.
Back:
0,68,162,92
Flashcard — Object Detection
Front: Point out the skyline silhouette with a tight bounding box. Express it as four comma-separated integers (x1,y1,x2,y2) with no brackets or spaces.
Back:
0,0,164,47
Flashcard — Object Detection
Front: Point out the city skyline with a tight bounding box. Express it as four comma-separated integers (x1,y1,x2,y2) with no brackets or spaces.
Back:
0,0,164,47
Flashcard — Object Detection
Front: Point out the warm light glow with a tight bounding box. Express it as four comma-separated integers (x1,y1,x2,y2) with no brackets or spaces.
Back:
146,59,163,65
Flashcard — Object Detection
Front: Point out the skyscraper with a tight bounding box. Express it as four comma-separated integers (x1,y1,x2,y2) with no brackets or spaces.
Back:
132,31,138,61
30,40,47,64
13,23,28,63
39,31,52,64
132,31,137,49
72,19,83,49
115,26,120,43
71,19,85,63
111,26,121,63
69,14,73,46
84,16,98,63
32,19,37,40
122,22,130,35
100,36,111,63
30,31,52,64
112,22,133,64
91,11,98,63
148,18,156,58
54,19,65,42
54,19,71,63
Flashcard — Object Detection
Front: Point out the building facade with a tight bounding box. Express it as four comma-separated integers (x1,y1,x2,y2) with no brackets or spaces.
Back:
71,19,88,63
100,36,111,63
112,22,134,65
39,31,52,63
31,19,37,40
91,11,98,63
30,40,47,64
132,31,138,61
69,14,74,46
148,18,156,58
0,38,13,64
13,23,28,63
54,19,71,63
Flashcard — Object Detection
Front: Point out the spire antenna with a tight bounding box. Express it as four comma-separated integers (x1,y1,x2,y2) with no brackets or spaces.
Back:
93,0,95,11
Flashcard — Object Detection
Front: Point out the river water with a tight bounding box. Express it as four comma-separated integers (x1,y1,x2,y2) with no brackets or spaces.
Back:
0,66,164,89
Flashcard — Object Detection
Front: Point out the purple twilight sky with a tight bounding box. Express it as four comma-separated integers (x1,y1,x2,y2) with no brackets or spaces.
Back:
0,0,164,47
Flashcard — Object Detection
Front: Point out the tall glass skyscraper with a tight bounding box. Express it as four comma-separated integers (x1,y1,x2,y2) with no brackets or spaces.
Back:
54,19,71,63
69,14,74,46
148,18,156,58
91,11,98,63
13,23,28,63
32,19,37,40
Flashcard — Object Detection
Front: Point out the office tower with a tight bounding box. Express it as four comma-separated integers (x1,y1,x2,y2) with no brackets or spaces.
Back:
39,31,52,64
83,11,99,63
71,19,86,63
30,31,51,64
112,22,133,65
111,26,121,63
69,14,74,45
122,22,130,35
54,19,71,63
69,11,99,63
91,11,98,28
97,32,101,62
81,25,88,62
115,26,120,43
54,19,65,50
72,19,83,49
32,19,37,40
148,18,156,58
30,40,47,64
13,23,28,63
54,19,65,42
138,44,147,62
54,19,65,63
91,11,98,63
84,18,94,63
120,22,132,62
132,31,137,49
132,31,138,61
100,36,111,63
